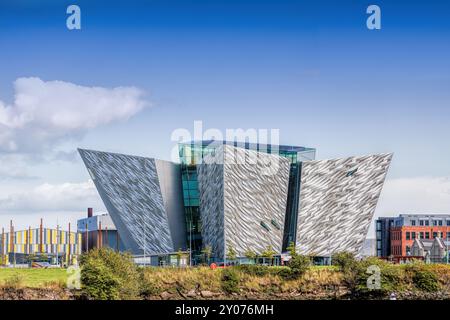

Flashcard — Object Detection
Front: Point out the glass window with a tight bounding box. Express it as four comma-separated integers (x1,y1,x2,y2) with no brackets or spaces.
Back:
187,181,197,189
411,220,416,226
420,232,424,239
419,220,424,226
406,232,410,240
425,232,430,239
188,189,199,197
425,220,429,226
447,232,450,239
433,232,438,238
438,220,443,226
447,220,450,226
376,221,382,231
412,232,416,239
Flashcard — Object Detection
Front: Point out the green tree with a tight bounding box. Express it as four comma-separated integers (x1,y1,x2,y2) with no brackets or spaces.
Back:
226,245,237,261
176,249,188,266
261,246,276,265
201,245,212,265
26,254,39,263
288,254,311,279
286,241,297,257
39,254,49,262
244,249,257,264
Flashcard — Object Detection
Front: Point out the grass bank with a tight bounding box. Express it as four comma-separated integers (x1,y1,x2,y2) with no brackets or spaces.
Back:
0,268,67,288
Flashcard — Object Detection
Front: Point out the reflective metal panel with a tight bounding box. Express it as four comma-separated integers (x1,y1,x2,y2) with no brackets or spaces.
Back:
198,145,291,259
78,149,185,255
296,153,393,256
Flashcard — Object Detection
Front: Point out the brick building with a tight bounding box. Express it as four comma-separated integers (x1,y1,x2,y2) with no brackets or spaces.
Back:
376,214,450,258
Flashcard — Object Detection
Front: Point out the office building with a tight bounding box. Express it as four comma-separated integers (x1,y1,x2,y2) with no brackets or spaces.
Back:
376,214,450,257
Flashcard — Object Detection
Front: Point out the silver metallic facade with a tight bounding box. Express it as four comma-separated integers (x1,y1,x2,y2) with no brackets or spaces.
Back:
79,143,393,261
296,153,393,256
198,145,291,260
78,149,186,255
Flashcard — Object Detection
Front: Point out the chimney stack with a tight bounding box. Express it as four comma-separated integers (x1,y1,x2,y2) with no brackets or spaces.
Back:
88,207,93,218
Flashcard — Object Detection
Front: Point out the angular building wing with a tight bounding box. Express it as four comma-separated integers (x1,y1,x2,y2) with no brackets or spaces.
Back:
198,145,291,260
78,149,186,255
295,153,393,256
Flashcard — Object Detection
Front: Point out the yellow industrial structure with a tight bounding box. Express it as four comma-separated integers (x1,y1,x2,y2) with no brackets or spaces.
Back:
0,220,82,266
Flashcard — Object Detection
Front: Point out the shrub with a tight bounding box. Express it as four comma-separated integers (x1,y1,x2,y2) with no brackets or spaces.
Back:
138,272,162,297
3,273,25,289
80,263,121,299
409,266,439,292
237,264,269,277
288,254,311,279
353,257,405,296
273,266,295,280
221,268,240,294
331,252,357,271
80,248,141,300
237,257,310,280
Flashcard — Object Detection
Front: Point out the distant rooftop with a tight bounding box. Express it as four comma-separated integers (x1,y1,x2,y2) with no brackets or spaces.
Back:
179,140,315,153
398,214,450,218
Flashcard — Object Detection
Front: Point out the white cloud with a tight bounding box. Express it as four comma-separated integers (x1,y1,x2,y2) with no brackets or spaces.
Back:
0,77,148,153
366,176,450,237
0,179,104,212
0,154,39,180
375,176,450,217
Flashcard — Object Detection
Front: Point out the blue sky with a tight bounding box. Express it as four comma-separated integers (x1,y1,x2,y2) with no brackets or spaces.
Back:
0,0,449,235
